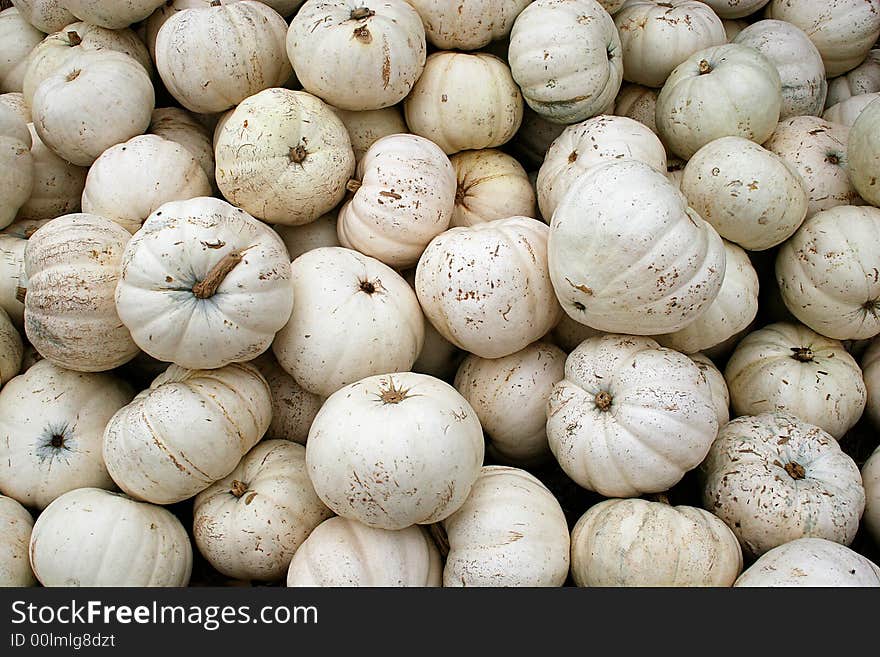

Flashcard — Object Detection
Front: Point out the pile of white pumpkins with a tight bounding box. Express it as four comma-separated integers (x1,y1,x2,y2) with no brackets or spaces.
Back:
1,0,880,589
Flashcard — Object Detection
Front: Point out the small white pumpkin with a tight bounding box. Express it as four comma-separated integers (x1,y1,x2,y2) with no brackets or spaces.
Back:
0,104,33,230
0,495,35,586
823,92,880,126
30,487,192,586
0,307,22,385
550,313,601,353
17,123,87,222
411,315,464,382
613,82,659,134
690,352,729,427
700,412,865,557
114,197,293,370
442,466,570,587
0,7,43,93
287,0,426,111
193,440,333,581
0,359,133,509
864,446,880,545
405,0,530,50
60,0,167,28
454,341,566,466
273,211,340,263
272,246,425,397
862,337,880,428
825,50,880,108
450,149,536,228
570,497,743,587
721,18,747,42
0,235,26,325
546,333,718,497
252,352,323,444
404,51,523,154
700,0,768,18
775,206,880,341
848,96,880,207
508,0,622,125
416,216,562,359
10,0,74,33
286,516,442,587
148,107,215,189
103,362,272,505
508,106,566,170
0,91,30,123
305,372,484,530
734,537,880,587
331,105,408,164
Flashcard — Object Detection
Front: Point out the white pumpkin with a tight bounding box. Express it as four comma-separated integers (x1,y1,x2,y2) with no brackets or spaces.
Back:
148,107,215,189
537,114,667,221
416,216,562,359
613,83,659,134
142,0,229,62
215,88,355,227
331,105,408,163
508,0,622,125
450,149,536,228
30,487,192,586
508,106,566,170
272,246,425,397
733,20,826,119
548,159,726,335
700,0,768,18
680,136,807,251
614,0,726,89
155,1,291,114
864,446,880,545
0,307,22,385
10,0,73,33
17,123,86,222
305,372,484,530
0,359,133,509
405,0,529,50
412,316,464,382
657,241,758,354
114,197,293,370
454,341,566,466
763,116,860,216
549,313,601,353
193,440,332,581
32,50,155,167
404,51,523,154
337,133,455,268
103,362,271,505
656,44,782,160
442,466,570,587
775,206,880,341
60,0,166,28
0,91,29,123
0,235,26,324
848,96,880,207
721,19,747,42
734,537,880,587
700,412,865,557
570,498,743,587
765,0,880,78
273,211,340,262
825,50,880,108
862,337,880,427
823,92,880,126
0,7,43,93
0,105,32,230
546,333,718,497
252,352,323,444
287,0,425,111
0,495,35,586
689,352,729,427
286,516,442,587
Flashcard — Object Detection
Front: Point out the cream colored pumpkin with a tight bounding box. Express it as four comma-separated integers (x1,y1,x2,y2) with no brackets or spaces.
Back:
537,115,666,220
721,18,748,42
823,92,880,126
306,372,484,530
287,516,442,587
337,133,455,268
690,352,729,427
546,333,718,496
404,51,523,154
60,0,166,28
862,337,880,427
701,412,865,557
548,159,726,335
215,88,355,226
193,440,333,581
405,0,529,50
287,0,425,111
680,136,807,251
614,0,726,89
848,96,880,207
17,123,86,222
252,353,323,445
508,106,566,170
273,246,425,397
412,316,463,382
143,0,243,62
701,0,768,18
442,466,570,587
0,7,43,94
0,91,30,123
10,0,74,33
864,446,880,545
825,50,880,108
115,197,293,370
763,116,860,216
30,487,192,586
273,211,340,262
25,213,138,371
571,498,743,587
733,20,827,119
32,50,154,167
776,206,880,341
613,83,659,134
103,362,271,505
656,44,782,160
148,107,215,189
508,0,621,125
657,241,758,354
416,216,562,359
0,105,32,230
450,149,536,228
331,106,408,163
765,0,880,78
454,342,566,466
0,495,35,586
0,307,22,385
0,360,133,509
725,322,866,439
155,1,291,114
0,235,26,324
550,313,601,353
734,537,880,587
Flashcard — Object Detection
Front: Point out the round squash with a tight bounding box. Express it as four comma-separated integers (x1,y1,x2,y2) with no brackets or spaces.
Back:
60,0,166,28
823,91,880,126
0,7,43,94
0,495,35,586
825,50,880,108
406,0,530,50
331,105,408,164
252,352,323,445
690,352,730,427
17,123,87,222
864,446,880,545
700,0,768,19
0,91,30,123
148,106,215,189
0,307,22,385
848,96,880,207
613,82,659,134
450,149,536,228
10,0,73,33
0,105,33,230
0,234,26,325
273,210,340,263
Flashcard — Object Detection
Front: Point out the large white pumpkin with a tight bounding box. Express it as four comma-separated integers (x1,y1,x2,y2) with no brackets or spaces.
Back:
273,211,340,263
823,92,880,126
700,412,865,557
17,123,87,222
700,0,768,18
450,149,536,228
405,0,530,50
103,362,272,505
10,0,73,33
29,487,192,586
0,105,32,230
0,359,133,509
0,7,43,93
0,235,26,325
115,197,293,370
0,495,35,586
0,307,22,385
331,105,408,164
570,497,743,587
548,159,726,335
690,352,730,427
864,446,880,545
252,352,323,444
148,107,216,190
546,333,718,497
60,0,166,28
305,372,484,530
848,96,880,207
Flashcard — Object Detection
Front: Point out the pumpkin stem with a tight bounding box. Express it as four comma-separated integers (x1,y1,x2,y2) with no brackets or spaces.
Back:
358,278,382,295
67,31,82,47
350,7,374,20
210,0,221,6
377,377,411,405
289,144,308,164
784,461,806,480
230,480,248,497
427,522,450,558
346,178,362,193
65,69,81,82
790,347,814,362
594,390,613,411
192,247,252,300
698,59,711,75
